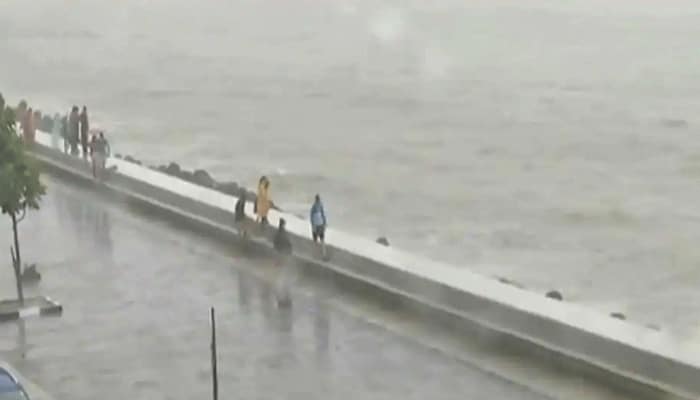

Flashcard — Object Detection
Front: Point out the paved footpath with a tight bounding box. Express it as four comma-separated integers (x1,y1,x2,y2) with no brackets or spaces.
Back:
0,176,634,400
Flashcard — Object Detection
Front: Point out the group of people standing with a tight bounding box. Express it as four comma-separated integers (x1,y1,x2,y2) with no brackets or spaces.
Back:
59,105,89,156
234,175,328,259
51,105,111,179
233,175,328,308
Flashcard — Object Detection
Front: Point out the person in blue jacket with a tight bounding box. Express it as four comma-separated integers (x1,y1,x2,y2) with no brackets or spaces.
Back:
310,194,327,258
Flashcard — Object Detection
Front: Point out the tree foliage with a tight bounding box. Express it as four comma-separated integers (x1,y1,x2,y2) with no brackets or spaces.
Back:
0,101,45,218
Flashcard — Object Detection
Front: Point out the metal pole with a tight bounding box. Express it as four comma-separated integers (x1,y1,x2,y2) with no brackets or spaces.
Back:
210,307,218,400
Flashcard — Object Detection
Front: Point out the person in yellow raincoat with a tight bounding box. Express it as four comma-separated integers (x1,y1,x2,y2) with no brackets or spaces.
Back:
255,176,271,225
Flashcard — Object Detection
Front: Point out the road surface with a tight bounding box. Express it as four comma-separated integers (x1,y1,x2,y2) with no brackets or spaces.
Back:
0,176,558,400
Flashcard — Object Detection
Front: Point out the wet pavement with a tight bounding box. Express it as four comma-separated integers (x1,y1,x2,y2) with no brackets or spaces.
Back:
0,176,554,400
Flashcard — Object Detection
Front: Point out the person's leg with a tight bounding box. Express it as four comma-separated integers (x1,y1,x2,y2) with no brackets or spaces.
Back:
100,155,107,180
319,227,327,258
236,220,246,239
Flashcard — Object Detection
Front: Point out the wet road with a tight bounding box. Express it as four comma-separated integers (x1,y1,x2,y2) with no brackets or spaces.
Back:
0,176,551,400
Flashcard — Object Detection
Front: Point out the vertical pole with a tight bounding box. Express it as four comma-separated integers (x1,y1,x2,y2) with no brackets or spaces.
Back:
11,213,24,304
210,307,218,400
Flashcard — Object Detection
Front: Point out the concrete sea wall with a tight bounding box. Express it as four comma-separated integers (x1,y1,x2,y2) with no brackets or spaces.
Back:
24,129,700,400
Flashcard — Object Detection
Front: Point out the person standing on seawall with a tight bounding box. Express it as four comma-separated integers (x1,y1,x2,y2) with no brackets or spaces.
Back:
256,176,271,226
51,113,62,149
91,132,111,180
25,108,37,144
68,106,80,155
20,107,30,138
79,106,90,158
60,114,69,153
310,194,328,258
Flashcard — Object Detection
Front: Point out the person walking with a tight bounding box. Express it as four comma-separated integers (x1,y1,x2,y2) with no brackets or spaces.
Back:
79,106,90,158
255,176,271,225
310,194,328,258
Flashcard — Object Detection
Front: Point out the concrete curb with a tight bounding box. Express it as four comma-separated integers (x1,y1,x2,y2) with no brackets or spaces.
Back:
0,296,63,322
27,131,700,399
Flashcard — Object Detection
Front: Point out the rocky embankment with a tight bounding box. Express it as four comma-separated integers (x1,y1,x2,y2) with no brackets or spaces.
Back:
114,154,261,204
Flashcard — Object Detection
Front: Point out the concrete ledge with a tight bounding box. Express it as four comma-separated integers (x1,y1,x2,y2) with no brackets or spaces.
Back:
28,131,700,399
0,296,63,322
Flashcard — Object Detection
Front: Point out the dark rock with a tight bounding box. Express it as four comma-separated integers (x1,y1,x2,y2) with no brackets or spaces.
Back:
376,237,390,246
545,290,563,301
115,153,123,159
193,169,216,188
124,155,137,163
164,162,181,176
645,323,661,331
21,264,41,283
217,181,240,196
610,312,626,320
179,170,195,183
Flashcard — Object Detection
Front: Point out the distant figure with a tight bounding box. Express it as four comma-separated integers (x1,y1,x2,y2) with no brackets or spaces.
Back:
234,188,248,238
51,113,62,149
256,176,271,225
33,110,42,132
22,108,36,144
89,134,96,158
60,114,69,153
91,132,110,180
68,106,80,155
310,194,328,258
273,218,293,308
15,100,28,125
21,107,32,141
79,106,89,158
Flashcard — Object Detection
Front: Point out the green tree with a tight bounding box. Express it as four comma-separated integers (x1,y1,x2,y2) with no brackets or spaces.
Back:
0,107,46,304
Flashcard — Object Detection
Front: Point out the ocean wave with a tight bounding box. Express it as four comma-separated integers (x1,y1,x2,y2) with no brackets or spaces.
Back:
142,88,196,99
660,118,689,129
557,206,637,226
